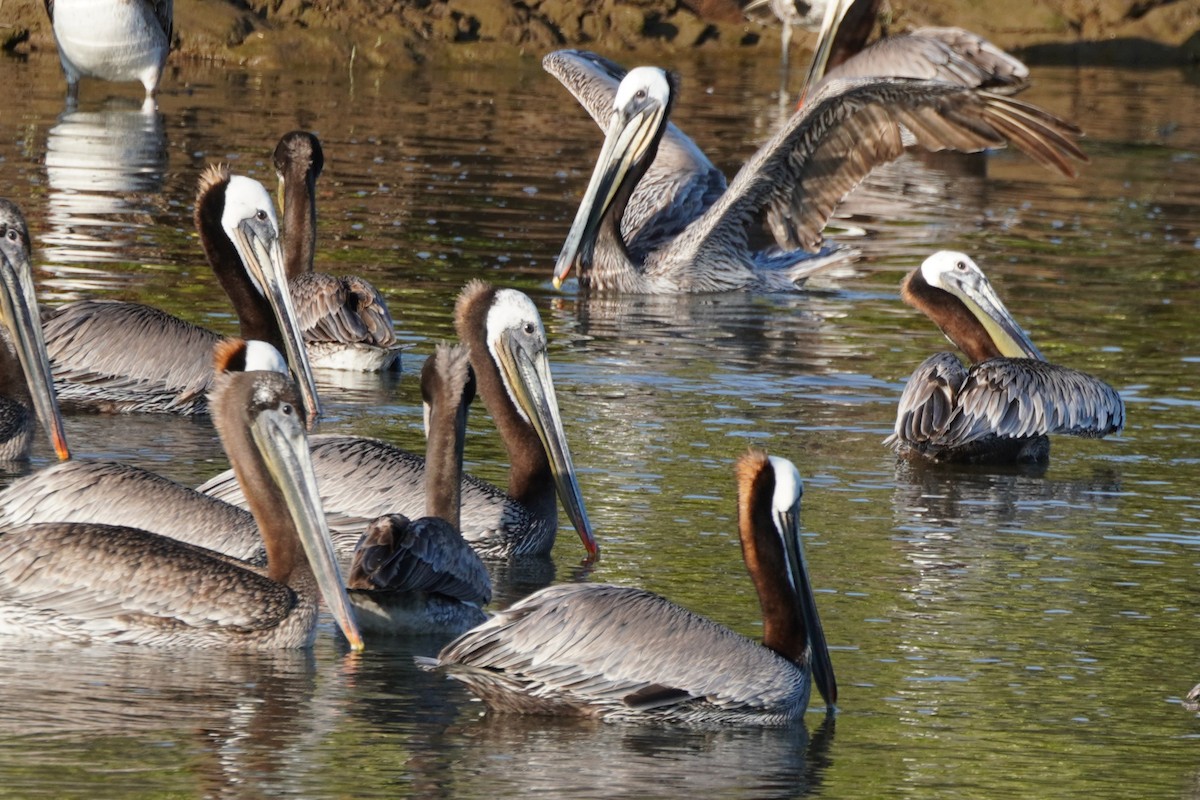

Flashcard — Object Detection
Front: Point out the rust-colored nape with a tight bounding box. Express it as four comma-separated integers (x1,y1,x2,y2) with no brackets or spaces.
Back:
900,269,1004,363
212,337,249,374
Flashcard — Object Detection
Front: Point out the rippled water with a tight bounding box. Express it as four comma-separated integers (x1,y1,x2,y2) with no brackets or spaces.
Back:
1,44,1199,799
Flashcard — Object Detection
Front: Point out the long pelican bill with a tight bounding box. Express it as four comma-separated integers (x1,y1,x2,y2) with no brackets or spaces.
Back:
250,402,364,651
553,99,667,289
230,216,323,428
494,326,599,561
797,0,855,104
0,246,70,460
769,456,835,708
940,260,1044,361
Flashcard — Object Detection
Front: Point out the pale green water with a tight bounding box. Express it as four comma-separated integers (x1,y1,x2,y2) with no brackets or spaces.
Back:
0,44,1199,799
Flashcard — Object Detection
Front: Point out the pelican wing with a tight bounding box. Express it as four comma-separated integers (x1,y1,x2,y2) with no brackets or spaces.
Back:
348,515,491,606
198,434,522,559
885,351,969,449
43,300,216,414
431,583,805,719
941,358,1125,446
888,354,1125,451
816,28,1030,96
289,272,397,347
543,49,727,255
0,523,295,639
0,460,264,565
674,78,1087,263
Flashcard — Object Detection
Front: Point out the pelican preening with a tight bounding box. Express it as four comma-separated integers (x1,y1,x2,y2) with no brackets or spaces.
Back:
0,201,71,462
422,450,834,726
199,280,598,562
347,344,491,636
886,251,1125,464
274,131,403,373
798,0,1029,103
43,0,173,100
545,49,1086,294
42,165,321,424
0,339,363,650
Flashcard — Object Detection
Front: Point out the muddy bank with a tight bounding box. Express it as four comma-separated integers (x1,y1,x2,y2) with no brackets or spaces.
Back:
4,0,1198,70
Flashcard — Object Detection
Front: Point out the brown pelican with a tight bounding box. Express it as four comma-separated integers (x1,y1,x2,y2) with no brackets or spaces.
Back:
198,280,599,561
43,0,172,100
274,131,403,372
544,49,1085,294
798,0,1029,103
886,251,1125,464
347,344,491,635
42,165,321,424
0,338,363,649
0,200,71,462
421,450,834,725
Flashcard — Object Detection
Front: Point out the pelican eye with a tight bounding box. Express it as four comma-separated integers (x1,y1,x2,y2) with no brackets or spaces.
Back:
255,209,268,222
4,229,16,242
955,260,967,271
523,322,535,335
634,88,646,101
279,402,294,416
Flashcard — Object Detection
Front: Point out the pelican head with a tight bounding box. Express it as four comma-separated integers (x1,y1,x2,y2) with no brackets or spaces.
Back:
553,66,674,289
0,199,70,461
482,287,598,560
764,454,836,709
210,338,363,651
917,251,1044,361
206,170,322,427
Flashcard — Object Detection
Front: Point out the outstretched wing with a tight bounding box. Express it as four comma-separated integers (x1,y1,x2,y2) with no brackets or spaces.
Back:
675,77,1087,266
816,27,1030,96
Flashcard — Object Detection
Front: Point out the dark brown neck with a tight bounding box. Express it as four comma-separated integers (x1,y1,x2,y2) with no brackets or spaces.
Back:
455,281,551,510
737,453,807,664
0,327,30,410
194,178,282,352
421,349,473,529
211,373,302,586
274,131,323,280
901,269,1002,363
828,0,883,71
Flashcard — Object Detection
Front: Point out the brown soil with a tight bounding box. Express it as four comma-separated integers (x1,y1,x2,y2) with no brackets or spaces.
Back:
3,0,1198,70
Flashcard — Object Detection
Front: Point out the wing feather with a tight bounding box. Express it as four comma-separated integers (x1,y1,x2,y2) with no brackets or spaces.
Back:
348,514,491,606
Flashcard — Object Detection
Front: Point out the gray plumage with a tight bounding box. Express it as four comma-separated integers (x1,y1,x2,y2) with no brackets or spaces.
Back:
423,451,834,726
812,27,1030,97
545,50,1086,293
0,339,362,650
0,460,264,565
425,583,811,725
887,353,1125,463
198,434,545,560
886,251,1125,464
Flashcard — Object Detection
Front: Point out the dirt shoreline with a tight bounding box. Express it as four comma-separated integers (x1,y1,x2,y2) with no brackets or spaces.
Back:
4,0,1198,71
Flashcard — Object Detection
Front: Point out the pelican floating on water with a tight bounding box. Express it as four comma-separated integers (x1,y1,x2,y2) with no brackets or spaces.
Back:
421,450,834,725
44,0,172,101
274,131,403,372
798,0,1029,103
0,339,362,649
347,344,491,635
0,200,71,462
544,49,1085,293
42,165,320,423
199,280,598,561
886,251,1125,464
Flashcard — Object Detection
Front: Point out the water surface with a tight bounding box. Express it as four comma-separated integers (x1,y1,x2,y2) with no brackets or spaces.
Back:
1,46,1199,799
